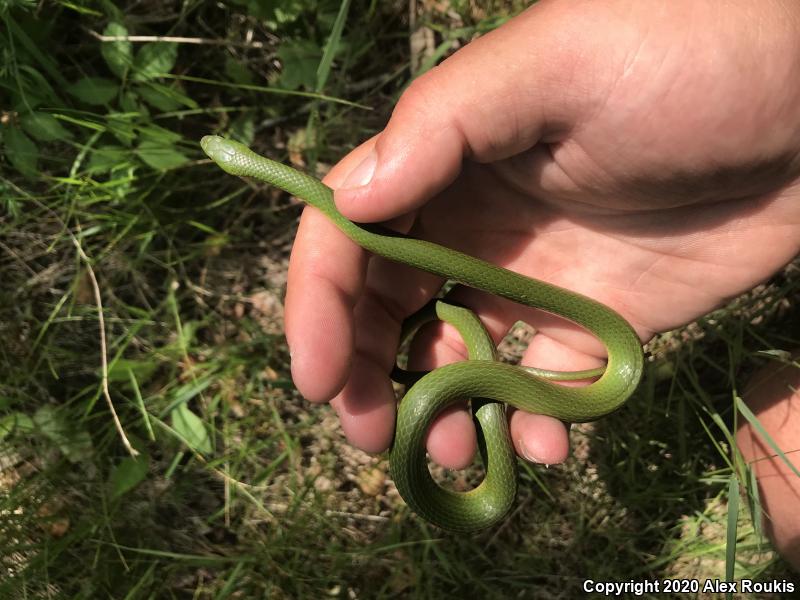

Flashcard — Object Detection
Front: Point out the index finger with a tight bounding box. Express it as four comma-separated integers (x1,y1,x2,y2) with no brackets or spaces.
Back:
284,139,379,402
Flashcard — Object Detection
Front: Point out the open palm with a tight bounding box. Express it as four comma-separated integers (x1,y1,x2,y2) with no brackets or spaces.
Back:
285,0,800,468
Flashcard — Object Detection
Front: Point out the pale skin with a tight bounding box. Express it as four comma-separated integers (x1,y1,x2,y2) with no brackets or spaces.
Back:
284,0,800,564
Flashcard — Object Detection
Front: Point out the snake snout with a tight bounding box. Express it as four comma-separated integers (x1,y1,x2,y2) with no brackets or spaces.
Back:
200,135,221,157
201,135,239,173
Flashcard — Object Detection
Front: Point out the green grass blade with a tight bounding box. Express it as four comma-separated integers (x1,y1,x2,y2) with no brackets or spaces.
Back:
745,464,763,543
214,561,245,600
735,394,800,478
163,74,370,109
316,0,351,92
305,0,352,173
725,475,739,600
5,14,68,87
128,369,155,442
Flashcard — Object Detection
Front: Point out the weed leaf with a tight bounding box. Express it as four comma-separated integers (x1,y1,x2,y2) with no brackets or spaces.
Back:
67,77,118,105
137,82,198,112
88,145,131,173
132,42,178,81
137,140,190,170
139,124,183,144
107,113,138,146
0,412,35,441
33,405,93,463
20,111,73,142
3,126,39,178
101,22,133,78
171,403,212,454
109,454,149,499
277,39,322,90
107,356,160,383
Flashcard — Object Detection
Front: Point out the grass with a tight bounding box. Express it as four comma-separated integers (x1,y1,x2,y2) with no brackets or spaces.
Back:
1,0,798,598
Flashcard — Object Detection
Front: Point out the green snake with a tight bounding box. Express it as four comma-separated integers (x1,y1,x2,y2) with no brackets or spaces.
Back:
201,135,644,532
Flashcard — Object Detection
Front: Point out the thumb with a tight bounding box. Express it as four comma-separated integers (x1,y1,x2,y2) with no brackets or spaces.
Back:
333,1,605,222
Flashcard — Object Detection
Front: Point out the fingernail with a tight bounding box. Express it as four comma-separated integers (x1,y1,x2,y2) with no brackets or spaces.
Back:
340,149,377,189
518,438,548,465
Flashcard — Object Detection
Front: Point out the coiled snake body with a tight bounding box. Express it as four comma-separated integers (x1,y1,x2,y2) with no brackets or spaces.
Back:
201,135,644,532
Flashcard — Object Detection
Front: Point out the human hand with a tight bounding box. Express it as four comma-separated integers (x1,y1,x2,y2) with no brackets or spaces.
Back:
285,0,800,468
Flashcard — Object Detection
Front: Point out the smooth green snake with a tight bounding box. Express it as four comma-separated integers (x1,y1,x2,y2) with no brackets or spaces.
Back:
200,135,644,532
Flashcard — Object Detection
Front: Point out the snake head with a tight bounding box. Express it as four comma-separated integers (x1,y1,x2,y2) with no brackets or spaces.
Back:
201,135,249,176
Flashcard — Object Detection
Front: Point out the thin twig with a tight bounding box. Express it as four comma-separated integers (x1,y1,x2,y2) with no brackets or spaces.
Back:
86,28,265,49
324,510,390,523
263,502,390,523
71,236,139,458
24,192,139,458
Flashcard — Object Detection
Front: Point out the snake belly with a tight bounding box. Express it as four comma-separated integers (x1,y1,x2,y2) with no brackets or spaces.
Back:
200,135,644,532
